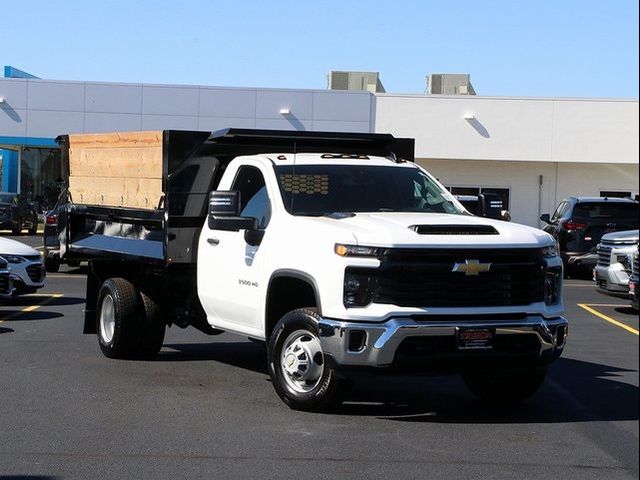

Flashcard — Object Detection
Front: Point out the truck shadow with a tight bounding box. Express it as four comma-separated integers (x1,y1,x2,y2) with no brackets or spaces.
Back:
337,357,639,424
0,326,14,334
160,341,268,374
157,344,638,424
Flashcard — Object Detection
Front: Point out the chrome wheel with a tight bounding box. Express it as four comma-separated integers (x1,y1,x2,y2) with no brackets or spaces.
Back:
100,294,115,344
280,329,324,393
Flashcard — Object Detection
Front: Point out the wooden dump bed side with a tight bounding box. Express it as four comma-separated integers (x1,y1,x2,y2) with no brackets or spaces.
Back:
67,131,164,210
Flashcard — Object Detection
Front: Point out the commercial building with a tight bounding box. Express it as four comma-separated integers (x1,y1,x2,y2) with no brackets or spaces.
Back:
1,67,637,226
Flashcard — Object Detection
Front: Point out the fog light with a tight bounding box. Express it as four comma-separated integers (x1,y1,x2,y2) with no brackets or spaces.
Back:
343,272,373,308
544,270,561,305
348,330,367,352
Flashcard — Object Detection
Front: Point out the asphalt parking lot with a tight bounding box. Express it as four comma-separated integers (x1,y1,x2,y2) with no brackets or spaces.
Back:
1,233,638,480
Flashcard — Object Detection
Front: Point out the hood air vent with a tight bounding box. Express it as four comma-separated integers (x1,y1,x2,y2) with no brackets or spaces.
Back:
410,225,499,235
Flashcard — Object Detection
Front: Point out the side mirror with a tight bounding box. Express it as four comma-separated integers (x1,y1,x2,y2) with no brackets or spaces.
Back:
208,190,256,231
478,194,503,220
540,213,551,224
209,190,241,217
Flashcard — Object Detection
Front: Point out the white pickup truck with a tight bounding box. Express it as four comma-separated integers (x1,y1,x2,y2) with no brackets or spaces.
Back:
57,129,568,411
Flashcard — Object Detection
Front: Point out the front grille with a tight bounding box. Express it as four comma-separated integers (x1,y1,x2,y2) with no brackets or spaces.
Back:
633,251,639,276
26,263,45,283
0,272,11,295
597,244,612,267
351,248,545,308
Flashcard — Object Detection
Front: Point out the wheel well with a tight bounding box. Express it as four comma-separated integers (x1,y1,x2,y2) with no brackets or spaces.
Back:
265,276,318,340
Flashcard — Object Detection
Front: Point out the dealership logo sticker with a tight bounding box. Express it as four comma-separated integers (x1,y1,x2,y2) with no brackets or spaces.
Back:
452,259,492,276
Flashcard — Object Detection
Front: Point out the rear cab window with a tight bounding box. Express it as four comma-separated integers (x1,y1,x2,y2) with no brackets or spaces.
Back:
572,203,639,225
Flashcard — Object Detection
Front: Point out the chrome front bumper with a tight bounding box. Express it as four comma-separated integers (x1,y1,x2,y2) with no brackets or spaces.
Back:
319,315,568,368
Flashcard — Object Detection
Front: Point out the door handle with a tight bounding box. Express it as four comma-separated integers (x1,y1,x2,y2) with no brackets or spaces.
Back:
207,238,220,246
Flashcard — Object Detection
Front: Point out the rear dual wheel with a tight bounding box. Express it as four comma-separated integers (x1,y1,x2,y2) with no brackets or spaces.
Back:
97,278,165,359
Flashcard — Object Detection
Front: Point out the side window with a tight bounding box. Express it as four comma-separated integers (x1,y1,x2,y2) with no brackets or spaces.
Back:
551,202,567,222
231,166,271,229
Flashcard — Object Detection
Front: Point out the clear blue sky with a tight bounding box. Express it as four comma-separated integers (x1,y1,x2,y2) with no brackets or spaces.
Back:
3,0,638,98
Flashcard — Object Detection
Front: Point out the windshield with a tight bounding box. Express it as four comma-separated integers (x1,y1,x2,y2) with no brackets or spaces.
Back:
275,164,464,216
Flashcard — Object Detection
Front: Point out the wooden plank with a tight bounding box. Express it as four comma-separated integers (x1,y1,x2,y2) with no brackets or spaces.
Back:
68,131,163,149
67,131,164,210
69,146,162,178
69,176,163,209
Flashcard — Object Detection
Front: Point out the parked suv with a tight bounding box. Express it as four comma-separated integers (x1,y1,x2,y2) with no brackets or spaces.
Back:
541,197,639,274
593,230,639,298
0,193,39,235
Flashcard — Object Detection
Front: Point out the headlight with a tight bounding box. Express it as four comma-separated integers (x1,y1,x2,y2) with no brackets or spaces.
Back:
616,254,632,271
335,244,382,258
541,244,558,258
5,255,26,264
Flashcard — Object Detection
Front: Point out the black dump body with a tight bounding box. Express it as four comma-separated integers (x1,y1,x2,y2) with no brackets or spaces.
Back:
57,128,415,267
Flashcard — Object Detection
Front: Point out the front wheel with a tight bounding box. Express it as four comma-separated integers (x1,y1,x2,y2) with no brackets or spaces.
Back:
462,367,548,405
268,308,347,411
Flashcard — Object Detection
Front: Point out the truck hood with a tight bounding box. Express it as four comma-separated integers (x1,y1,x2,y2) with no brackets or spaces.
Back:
308,212,554,248
0,237,40,256
601,229,639,244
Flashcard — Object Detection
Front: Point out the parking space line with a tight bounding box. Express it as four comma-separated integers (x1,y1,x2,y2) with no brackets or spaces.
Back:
577,303,639,336
583,303,630,307
0,293,64,323
46,274,85,279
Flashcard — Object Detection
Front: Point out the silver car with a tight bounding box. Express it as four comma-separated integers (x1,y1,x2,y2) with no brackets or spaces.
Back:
0,256,13,300
594,229,639,298
0,238,45,296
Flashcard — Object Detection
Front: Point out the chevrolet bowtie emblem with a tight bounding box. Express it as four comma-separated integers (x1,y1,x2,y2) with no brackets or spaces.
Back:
452,259,492,276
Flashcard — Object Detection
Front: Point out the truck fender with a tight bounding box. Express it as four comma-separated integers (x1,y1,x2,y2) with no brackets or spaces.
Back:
265,270,323,340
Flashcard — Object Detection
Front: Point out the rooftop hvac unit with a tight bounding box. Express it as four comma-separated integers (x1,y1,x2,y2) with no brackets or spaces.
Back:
426,74,476,95
328,71,386,93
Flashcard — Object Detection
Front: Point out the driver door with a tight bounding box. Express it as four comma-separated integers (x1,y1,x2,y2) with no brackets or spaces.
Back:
198,165,272,335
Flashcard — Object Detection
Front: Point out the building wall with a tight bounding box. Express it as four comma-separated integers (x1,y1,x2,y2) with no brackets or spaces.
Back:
0,78,374,141
420,158,639,226
375,94,639,164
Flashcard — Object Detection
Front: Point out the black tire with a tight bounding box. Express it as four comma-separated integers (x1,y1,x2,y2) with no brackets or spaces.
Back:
462,367,548,405
96,278,141,359
45,257,60,273
11,220,21,235
28,218,38,235
138,291,166,357
268,308,346,411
